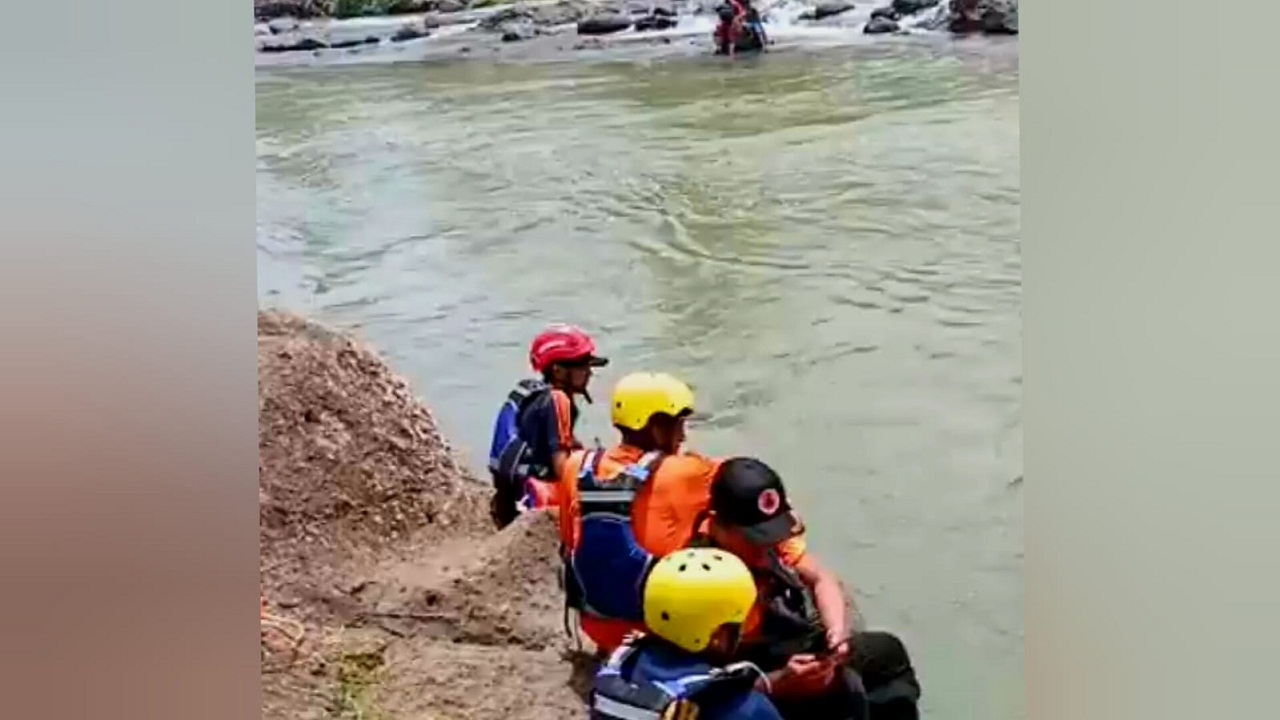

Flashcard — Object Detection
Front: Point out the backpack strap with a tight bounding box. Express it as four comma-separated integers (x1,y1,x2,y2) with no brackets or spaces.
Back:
578,450,667,515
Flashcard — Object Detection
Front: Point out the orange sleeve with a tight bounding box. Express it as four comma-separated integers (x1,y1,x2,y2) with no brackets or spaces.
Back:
670,455,719,548
556,451,583,550
550,389,576,449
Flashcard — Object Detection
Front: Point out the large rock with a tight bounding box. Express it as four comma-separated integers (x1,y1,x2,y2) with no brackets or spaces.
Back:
257,34,331,52
391,22,430,41
577,14,633,34
267,17,303,33
330,34,382,48
869,5,898,20
947,0,1017,34
891,0,938,14
633,13,677,31
500,20,539,40
863,15,898,33
799,0,855,20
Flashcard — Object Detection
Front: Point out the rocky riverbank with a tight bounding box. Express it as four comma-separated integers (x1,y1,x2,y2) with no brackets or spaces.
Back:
254,0,1015,61
259,310,592,720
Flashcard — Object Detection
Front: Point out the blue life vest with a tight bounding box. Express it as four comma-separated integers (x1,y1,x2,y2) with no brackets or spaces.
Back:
590,641,778,720
487,378,550,495
564,448,668,623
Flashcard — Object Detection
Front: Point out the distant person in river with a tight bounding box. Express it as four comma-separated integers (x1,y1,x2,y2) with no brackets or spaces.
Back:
556,371,726,655
587,548,785,720
486,324,608,529
694,458,923,720
714,0,768,56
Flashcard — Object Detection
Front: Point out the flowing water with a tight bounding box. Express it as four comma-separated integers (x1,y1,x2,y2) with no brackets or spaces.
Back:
257,40,1021,719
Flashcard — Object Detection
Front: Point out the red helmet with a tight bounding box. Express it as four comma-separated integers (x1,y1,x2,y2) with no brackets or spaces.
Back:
529,324,609,373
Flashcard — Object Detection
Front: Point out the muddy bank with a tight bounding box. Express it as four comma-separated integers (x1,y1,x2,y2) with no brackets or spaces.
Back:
259,309,591,720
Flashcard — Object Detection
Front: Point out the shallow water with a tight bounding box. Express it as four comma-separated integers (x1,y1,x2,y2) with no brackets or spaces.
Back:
257,43,1021,719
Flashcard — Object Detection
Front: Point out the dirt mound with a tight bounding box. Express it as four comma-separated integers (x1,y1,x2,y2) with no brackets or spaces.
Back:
353,511,570,650
259,310,491,608
259,310,590,720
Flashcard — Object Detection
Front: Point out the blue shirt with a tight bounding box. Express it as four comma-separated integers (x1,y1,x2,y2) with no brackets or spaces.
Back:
618,643,784,720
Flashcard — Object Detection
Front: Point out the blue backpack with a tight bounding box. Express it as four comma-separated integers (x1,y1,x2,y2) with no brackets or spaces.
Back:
564,449,668,622
487,378,550,496
590,641,772,720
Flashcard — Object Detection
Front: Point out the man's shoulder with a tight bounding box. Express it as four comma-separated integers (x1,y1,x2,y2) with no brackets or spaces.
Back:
662,450,722,471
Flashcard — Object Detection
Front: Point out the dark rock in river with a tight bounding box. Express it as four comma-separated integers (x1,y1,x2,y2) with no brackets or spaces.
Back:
948,0,1017,34
798,1,856,20
634,13,678,31
863,15,899,33
869,5,899,20
258,34,330,52
391,22,430,41
255,0,329,21
267,17,302,33
499,20,538,41
813,1,857,19
624,0,675,14
330,35,382,48
891,0,939,14
577,14,633,35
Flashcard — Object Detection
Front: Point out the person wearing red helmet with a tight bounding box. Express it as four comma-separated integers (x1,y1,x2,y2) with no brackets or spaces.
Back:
487,324,608,529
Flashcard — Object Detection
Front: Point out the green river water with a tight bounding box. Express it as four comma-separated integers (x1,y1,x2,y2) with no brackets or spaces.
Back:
257,42,1021,720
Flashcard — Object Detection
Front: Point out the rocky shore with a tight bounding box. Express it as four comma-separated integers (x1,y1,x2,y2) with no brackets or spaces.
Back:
259,310,592,719
254,0,1015,60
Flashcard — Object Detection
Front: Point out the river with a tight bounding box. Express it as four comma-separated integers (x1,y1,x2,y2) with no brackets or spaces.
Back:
257,39,1021,720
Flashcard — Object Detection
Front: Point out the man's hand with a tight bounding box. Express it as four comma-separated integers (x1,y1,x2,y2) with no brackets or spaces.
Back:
767,653,837,698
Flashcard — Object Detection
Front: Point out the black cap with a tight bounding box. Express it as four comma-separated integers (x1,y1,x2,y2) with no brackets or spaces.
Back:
710,457,804,546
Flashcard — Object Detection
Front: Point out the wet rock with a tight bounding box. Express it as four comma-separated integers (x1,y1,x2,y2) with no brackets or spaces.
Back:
863,15,899,32
626,0,675,15
633,13,678,30
870,5,899,20
258,34,330,53
577,14,632,34
267,17,302,34
330,35,382,48
892,0,939,14
812,0,857,19
499,20,538,40
947,0,1017,34
255,0,329,21
391,22,429,41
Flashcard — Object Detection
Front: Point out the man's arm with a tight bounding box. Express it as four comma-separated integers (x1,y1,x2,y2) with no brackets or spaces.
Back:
792,551,855,655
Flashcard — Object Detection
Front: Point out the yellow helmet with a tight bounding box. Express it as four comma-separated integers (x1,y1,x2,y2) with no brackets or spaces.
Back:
611,372,695,432
643,548,758,653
